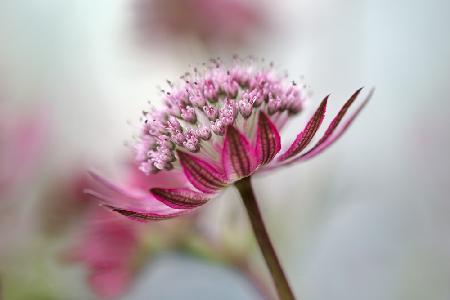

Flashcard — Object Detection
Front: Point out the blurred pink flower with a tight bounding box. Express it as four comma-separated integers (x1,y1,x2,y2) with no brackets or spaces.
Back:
58,164,144,299
67,166,217,298
67,206,142,299
134,0,268,48
0,110,46,198
86,58,372,221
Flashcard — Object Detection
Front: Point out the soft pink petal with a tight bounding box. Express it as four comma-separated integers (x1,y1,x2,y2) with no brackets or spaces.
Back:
255,111,281,165
177,150,227,193
278,96,328,162
85,171,191,218
221,126,258,180
151,187,210,209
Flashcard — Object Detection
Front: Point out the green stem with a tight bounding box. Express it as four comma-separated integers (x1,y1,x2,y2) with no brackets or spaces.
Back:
235,177,296,300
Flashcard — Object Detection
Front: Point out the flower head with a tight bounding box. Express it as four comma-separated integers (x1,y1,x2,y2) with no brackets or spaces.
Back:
87,57,372,221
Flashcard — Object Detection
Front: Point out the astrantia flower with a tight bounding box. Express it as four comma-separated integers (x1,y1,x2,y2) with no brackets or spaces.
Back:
86,57,372,299
87,58,371,220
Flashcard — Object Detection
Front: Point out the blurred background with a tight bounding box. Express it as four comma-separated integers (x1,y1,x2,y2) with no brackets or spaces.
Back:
1,0,450,299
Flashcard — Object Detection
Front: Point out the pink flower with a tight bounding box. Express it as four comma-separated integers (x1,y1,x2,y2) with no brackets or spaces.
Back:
134,0,268,48
67,206,142,299
60,165,147,299
0,110,46,197
86,57,372,221
67,163,198,298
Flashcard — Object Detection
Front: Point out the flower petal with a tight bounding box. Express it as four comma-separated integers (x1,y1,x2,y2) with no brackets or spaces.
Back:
177,150,227,193
260,88,372,172
299,88,372,161
221,126,257,180
85,171,191,221
103,205,188,222
151,188,210,209
298,87,364,159
255,111,281,165
278,96,328,162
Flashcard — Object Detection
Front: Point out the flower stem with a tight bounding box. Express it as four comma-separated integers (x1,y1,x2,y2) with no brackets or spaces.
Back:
235,177,296,300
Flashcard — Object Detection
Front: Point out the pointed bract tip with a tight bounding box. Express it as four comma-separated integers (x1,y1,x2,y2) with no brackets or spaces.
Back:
321,95,329,107
353,87,363,96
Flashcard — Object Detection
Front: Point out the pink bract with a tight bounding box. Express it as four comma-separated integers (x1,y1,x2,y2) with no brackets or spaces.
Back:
86,58,373,221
